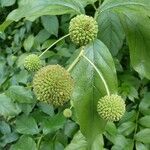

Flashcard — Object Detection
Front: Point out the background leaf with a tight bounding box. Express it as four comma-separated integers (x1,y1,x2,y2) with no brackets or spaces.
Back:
139,116,150,128
10,135,37,150
97,0,150,79
41,16,59,37
0,0,84,31
15,116,39,135
0,121,11,135
139,93,150,115
99,0,150,15
42,114,66,135
0,94,21,117
136,142,150,150
118,121,135,136
91,134,104,150
6,85,34,104
10,0,84,21
1,0,16,7
0,132,19,148
135,129,150,144
23,34,34,51
80,0,97,6
119,13,150,79
37,102,54,116
65,131,87,150
97,11,125,56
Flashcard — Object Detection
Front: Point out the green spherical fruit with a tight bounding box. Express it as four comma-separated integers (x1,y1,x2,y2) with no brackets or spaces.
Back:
24,54,41,71
69,14,98,46
63,108,72,118
33,65,74,106
97,94,125,122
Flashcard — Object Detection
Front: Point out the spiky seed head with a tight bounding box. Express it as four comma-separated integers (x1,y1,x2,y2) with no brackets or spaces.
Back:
69,14,98,46
63,108,72,118
24,54,41,71
97,94,125,122
33,65,74,106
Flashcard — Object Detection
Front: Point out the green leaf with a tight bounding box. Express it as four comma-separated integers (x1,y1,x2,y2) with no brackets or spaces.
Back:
112,135,134,150
105,122,117,136
65,131,87,150
0,132,19,147
54,141,64,150
97,0,150,78
118,121,135,136
0,94,21,117
0,0,84,32
0,0,85,31
1,0,16,7
6,85,34,104
0,20,12,33
34,29,51,45
16,53,28,68
10,135,37,150
19,103,35,115
135,129,150,144
120,110,137,123
80,0,97,6
42,114,66,135
14,70,30,84
15,115,39,135
119,13,150,79
119,83,138,102
99,0,150,15
139,116,150,128
64,120,78,138
70,39,118,144
139,93,150,115
23,34,34,51
37,102,54,116
41,16,59,36
136,142,150,150
91,134,104,150
97,11,125,56
40,141,64,150
65,132,104,150
39,141,53,150
0,121,11,135
41,39,56,50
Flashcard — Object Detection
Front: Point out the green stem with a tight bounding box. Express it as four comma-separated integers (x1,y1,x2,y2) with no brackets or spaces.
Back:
69,100,74,109
67,48,84,72
134,110,139,139
39,34,70,58
37,135,43,150
82,54,110,96
99,0,101,5
94,0,101,19
92,3,97,11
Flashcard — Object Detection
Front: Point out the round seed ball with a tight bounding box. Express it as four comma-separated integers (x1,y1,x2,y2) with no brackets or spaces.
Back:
97,94,125,122
69,14,98,46
24,54,41,71
63,108,72,118
33,65,74,106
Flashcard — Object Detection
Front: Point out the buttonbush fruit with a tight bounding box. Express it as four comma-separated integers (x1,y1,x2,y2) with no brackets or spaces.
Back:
69,14,98,46
33,65,74,106
24,54,41,71
97,94,125,122
63,108,72,118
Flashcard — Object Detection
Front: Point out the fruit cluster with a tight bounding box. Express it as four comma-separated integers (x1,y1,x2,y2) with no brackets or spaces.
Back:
97,94,125,121
33,65,74,106
23,14,125,121
69,14,98,46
